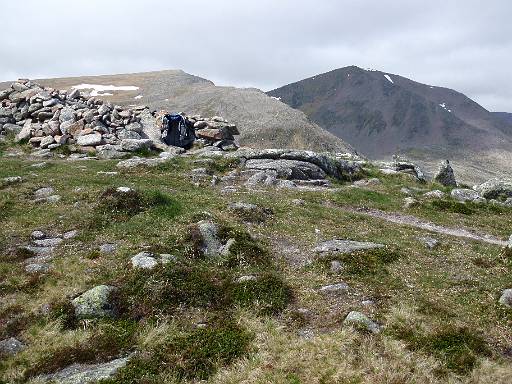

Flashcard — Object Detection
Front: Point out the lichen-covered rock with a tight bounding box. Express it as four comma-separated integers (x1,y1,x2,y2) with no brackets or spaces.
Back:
314,240,384,257
319,282,349,293
38,356,130,384
474,178,512,200
423,190,445,199
131,252,158,269
71,285,117,319
451,188,480,202
343,311,381,334
0,337,26,356
195,221,222,257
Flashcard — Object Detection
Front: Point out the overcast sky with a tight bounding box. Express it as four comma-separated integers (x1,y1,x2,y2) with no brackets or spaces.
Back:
1,0,511,111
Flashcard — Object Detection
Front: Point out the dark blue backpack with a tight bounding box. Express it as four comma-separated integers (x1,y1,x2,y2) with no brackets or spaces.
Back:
161,114,196,149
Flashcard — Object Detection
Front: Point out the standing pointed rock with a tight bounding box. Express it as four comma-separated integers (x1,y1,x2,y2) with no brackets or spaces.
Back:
433,160,457,187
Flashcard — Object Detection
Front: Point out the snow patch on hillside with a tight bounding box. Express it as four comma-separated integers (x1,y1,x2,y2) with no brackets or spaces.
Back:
72,84,140,97
439,103,452,113
134,95,143,100
384,74,394,84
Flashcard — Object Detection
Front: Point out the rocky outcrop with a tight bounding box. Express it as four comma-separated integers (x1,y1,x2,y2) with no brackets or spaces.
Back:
0,79,239,156
474,178,512,200
433,160,457,187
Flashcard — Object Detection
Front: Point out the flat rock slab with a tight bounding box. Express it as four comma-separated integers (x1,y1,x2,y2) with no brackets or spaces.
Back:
38,356,130,384
245,158,326,180
314,240,384,256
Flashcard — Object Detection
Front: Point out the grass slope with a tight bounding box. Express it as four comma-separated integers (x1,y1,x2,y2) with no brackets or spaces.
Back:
0,149,511,383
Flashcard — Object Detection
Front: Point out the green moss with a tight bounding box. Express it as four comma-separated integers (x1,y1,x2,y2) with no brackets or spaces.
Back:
430,200,475,215
231,273,292,315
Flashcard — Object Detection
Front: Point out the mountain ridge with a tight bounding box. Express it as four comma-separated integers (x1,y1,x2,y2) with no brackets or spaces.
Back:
267,65,512,183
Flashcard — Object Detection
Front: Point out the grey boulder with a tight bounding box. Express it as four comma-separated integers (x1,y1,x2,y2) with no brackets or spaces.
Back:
343,311,381,334
71,285,117,319
77,133,103,147
38,356,130,384
433,160,457,187
474,178,512,200
0,337,26,356
120,139,152,152
450,188,480,202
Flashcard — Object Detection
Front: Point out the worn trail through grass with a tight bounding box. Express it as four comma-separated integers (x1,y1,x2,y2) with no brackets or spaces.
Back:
346,207,508,246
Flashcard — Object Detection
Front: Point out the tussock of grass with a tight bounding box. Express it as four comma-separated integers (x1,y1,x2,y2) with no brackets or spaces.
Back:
207,157,241,174
430,200,475,215
231,273,292,315
389,323,491,375
103,322,252,383
23,320,137,379
89,188,182,229
218,226,272,269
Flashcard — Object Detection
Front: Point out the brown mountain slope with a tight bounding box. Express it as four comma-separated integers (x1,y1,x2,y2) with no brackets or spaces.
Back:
268,66,512,183
1,70,353,154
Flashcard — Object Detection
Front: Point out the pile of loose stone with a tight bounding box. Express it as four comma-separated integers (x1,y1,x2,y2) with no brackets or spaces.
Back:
0,79,239,158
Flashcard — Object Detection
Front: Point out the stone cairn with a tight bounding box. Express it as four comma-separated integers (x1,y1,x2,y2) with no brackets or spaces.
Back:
0,79,239,156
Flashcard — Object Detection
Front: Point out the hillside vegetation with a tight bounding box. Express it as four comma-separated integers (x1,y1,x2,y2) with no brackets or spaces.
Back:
0,138,511,383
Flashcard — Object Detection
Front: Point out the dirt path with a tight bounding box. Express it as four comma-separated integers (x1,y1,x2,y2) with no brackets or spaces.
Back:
345,207,508,246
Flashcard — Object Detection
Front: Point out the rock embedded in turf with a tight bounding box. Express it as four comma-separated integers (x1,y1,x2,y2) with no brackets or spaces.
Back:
38,356,131,384
236,275,258,283
423,190,446,199
63,230,79,239
499,289,512,308
31,230,46,239
319,282,349,293
131,252,159,269
0,337,26,356
34,187,55,198
99,243,117,254
418,236,439,249
71,285,117,319
25,263,52,274
451,188,481,202
33,237,63,247
196,220,222,257
314,240,384,257
343,311,381,334
2,176,22,185
403,197,419,209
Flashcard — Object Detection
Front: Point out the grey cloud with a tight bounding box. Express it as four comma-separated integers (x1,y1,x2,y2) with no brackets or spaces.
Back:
1,0,510,111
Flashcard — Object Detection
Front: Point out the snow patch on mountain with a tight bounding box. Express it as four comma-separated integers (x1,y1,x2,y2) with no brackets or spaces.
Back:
384,74,394,84
72,84,140,97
